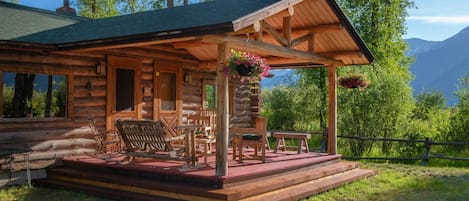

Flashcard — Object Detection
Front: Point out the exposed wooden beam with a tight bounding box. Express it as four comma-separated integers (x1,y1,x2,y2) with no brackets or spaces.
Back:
201,35,339,65
291,33,311,47
98,47,199,64
283,16,292,47
232,0,303,31
308,34,315,53
71,36,198,52
199,57,321,70
261,21,288,46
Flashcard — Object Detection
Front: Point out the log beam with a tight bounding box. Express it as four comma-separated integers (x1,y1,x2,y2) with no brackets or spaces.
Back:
327,63,337,155
283,16,292,47
215,43,230,176
232,0,303,31
201,35,340,65
261,21,288,47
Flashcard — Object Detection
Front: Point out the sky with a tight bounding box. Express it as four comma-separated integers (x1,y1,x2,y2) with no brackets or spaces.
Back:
17,0,469,42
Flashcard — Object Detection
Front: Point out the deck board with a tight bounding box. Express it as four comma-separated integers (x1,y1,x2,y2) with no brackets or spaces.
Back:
36,150,375,200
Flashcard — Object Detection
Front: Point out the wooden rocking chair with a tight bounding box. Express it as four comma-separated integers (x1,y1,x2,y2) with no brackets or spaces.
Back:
87,114,121,154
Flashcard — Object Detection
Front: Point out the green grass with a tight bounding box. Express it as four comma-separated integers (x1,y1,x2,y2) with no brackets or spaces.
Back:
303,162,469,201
2,163,469,201
0,185,110,201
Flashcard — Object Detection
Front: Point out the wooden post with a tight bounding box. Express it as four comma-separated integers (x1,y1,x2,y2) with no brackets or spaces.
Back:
216,43,230,176
327,64,337,155
422,137,432,166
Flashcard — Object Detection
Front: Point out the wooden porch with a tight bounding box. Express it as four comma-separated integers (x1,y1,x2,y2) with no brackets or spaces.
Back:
36,150,374,201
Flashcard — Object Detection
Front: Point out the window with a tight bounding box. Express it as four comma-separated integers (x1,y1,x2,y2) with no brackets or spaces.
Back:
202,79,216,109
115,68,135,111
160,72,176,111
2,72,67,118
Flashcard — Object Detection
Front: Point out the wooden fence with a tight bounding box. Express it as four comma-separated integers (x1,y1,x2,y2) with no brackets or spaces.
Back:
328,134,469,165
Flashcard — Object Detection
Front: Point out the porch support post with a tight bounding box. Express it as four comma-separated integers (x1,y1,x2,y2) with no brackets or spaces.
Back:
327,64,337,155
216,42,230,176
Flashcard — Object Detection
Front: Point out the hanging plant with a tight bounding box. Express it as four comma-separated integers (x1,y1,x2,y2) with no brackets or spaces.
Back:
338,74,369,89
223,49,271,83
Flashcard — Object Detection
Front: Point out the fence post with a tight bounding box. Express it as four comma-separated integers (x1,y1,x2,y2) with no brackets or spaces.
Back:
422,137,432,166
320,128,328,153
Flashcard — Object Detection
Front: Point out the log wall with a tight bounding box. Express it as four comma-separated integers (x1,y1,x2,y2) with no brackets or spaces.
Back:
0,46,255,171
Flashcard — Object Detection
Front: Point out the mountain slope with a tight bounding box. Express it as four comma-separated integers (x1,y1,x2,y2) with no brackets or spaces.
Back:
409,26,469,105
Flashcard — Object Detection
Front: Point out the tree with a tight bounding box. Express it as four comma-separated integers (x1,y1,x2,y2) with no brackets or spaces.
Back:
12,73,35,117
74,0,212,18
449,74,469,142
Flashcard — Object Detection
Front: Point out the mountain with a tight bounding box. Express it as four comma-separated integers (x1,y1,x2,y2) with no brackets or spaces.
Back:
408,26,469,105
263,27,469,106
261,69,298,88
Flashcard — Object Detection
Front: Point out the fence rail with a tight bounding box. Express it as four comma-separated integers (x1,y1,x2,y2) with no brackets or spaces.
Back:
324,134,469,165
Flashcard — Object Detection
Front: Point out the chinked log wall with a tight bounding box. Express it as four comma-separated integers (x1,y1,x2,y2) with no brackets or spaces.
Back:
0,47,254,171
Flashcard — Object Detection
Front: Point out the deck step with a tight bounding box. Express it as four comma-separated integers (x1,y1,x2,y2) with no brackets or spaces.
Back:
35,178,182,201
241,168,376,201
223,161,360,199
39,167,235,201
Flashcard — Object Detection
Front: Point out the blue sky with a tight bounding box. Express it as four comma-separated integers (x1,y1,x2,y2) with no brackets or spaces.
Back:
18,0,469,41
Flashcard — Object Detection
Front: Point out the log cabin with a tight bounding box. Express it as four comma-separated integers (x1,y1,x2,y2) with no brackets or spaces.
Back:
0,0,375,199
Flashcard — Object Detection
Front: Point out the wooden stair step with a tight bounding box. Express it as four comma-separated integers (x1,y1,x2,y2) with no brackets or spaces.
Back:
241,168,376,201
221,161,360,199
45,167,234,201
35,179,182,201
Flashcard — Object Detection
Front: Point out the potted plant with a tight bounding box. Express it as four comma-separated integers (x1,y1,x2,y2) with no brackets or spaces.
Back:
338,74,369,89
223,49,271,82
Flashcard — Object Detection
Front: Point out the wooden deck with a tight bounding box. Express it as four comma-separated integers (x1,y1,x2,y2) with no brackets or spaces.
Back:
36,150,375,201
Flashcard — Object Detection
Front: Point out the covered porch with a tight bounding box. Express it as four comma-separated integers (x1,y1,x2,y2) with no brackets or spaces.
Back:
37,150,374,201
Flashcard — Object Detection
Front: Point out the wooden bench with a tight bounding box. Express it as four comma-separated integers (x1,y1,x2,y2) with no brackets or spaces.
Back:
115,120,197,169
272,132,310,154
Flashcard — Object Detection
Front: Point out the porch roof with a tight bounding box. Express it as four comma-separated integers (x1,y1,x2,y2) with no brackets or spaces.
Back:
1,0,374,66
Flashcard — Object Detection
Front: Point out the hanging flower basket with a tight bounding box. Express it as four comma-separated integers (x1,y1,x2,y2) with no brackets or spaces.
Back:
223,49,271,82
338,74,369,89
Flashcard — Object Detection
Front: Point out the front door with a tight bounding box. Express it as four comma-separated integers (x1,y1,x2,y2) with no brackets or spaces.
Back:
106,55,142,130
154,62,182,137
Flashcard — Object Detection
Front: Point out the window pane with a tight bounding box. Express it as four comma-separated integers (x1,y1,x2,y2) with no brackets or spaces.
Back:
116,68,135,111
160,72,176,111
2,72,66,118
204,84,216,109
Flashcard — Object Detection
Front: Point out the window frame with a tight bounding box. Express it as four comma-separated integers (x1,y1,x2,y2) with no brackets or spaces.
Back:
0,64,74,122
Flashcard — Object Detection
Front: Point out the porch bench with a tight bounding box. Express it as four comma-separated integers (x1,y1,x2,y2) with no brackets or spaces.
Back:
115,119,191,165
272,132,310,154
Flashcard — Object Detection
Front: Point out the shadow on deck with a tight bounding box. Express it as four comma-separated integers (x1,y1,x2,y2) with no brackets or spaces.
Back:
36,150,375,201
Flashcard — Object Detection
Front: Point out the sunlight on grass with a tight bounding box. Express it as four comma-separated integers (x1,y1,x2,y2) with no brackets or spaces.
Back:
0,185,110,201
304,163,469,201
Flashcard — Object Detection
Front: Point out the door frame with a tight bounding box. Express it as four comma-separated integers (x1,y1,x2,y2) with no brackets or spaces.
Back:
106,55,142,130
153,60,183,124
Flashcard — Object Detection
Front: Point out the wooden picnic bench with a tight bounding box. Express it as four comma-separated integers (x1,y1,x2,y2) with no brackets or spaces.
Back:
115,119,200,170
272,132,310,154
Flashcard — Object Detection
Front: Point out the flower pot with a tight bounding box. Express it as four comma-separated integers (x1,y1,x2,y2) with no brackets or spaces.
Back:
237,65,254,76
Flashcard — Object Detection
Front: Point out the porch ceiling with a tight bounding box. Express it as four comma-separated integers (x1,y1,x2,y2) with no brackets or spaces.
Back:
110,0,372,70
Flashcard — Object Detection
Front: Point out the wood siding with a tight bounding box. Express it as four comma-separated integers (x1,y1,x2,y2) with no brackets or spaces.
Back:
0,47,255,171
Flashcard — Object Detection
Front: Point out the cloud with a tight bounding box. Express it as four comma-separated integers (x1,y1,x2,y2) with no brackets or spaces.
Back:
407,16,469,24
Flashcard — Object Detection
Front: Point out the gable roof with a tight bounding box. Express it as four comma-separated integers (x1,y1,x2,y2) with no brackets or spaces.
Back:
0,0,373,66
11,0,280,45
0,1,87,41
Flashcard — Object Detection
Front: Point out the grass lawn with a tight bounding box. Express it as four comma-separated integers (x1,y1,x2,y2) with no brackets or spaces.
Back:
0,185,111,201
1,162,468,201
304,162,469,201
